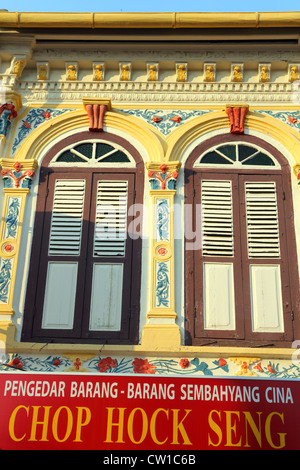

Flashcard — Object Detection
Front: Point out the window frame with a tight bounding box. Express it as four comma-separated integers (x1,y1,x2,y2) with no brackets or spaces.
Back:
21,131,144,345
184,133,300,348
50,139,136,167
194,141,281,169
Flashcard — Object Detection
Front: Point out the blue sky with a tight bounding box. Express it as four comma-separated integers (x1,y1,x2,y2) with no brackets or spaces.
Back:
3,0,300,12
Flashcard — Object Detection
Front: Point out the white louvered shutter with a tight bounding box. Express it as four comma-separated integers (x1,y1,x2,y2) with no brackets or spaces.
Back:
245,181,280,258
93,180,128,257
201,180,234,257
48,179,85,256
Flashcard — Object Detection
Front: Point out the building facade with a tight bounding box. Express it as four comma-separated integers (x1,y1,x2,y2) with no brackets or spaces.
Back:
0,11,300,381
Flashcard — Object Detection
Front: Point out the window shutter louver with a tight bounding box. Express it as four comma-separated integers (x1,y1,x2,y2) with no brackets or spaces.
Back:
93,180,128,257
48,179,85,256
245,181,280,258
201,180,234,257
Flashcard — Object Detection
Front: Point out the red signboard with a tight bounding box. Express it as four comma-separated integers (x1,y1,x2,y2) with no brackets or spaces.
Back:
0,372,299,450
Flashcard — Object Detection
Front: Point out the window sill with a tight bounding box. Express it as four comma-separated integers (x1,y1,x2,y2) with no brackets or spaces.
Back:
1,322,297,361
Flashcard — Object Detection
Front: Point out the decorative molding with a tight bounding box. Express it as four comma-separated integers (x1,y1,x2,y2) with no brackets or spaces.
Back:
11,108,72,155
4,92,22,113
225,104,249,134
147,63,159,82
156,198,170,241
13,80,300,104
288,63,300,83
119,63,131,81
155,261,170,308
0,184,34,314
30,47,300,62
176,63,187,82
82,98,111,132
230,357,261,377
121,109,209,135
203,63,216,82
1,322,300,369
0,160,38,189
146,180,180,343
65,62,78,81
36,61,49,81
11,108,165,164
294,164,300,185
83,103,110,132
11,57,26,78
93,62,105,81
0,258,13,304
231,63,243,82
3,197,21,239
259,63,271,83
0,103,17,137
147,162,181,190
2,350,300,378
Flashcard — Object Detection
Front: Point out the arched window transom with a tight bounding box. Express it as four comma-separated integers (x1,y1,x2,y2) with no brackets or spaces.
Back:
194,142,280,168
50,140,135,167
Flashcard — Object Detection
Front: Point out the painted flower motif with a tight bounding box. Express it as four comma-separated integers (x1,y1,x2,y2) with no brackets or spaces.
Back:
159,163,168,174
8,356,24,369
218,358,227,368
52,358,61,367
267,363,277,374
23,120,31,129
13,161,22,172
3,243,14,253
254,362,263,373
241,361,249,371
179,358,190,369
42,110,51,119
74,358,82,370
152,116,163,123
132,358,156,374
97,357,117,372
288,116,298,124
170,116,182,123
157,247,168,256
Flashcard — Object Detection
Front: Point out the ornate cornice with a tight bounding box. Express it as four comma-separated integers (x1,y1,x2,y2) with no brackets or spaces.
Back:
1,11,300,29
14,80,298,105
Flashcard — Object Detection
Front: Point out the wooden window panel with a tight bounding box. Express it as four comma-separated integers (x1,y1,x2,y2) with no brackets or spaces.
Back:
81,173,136,341
30,172,92,340
193,173,244,341
239,174,294,343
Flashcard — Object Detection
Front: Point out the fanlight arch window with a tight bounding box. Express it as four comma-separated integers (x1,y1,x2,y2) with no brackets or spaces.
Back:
194,142,280,168
50,139,135,167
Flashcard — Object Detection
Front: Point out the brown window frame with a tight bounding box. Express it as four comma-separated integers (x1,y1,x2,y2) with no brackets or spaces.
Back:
21,131,144,345
185,134,300,348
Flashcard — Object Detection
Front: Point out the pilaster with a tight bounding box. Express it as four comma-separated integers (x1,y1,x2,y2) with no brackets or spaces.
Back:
0,159,38,316
142,161,181,348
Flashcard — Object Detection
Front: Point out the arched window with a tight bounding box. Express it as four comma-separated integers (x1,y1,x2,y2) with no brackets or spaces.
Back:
195,142,279,168
22,132,144,344
185,134,299,347
50,140,136,166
